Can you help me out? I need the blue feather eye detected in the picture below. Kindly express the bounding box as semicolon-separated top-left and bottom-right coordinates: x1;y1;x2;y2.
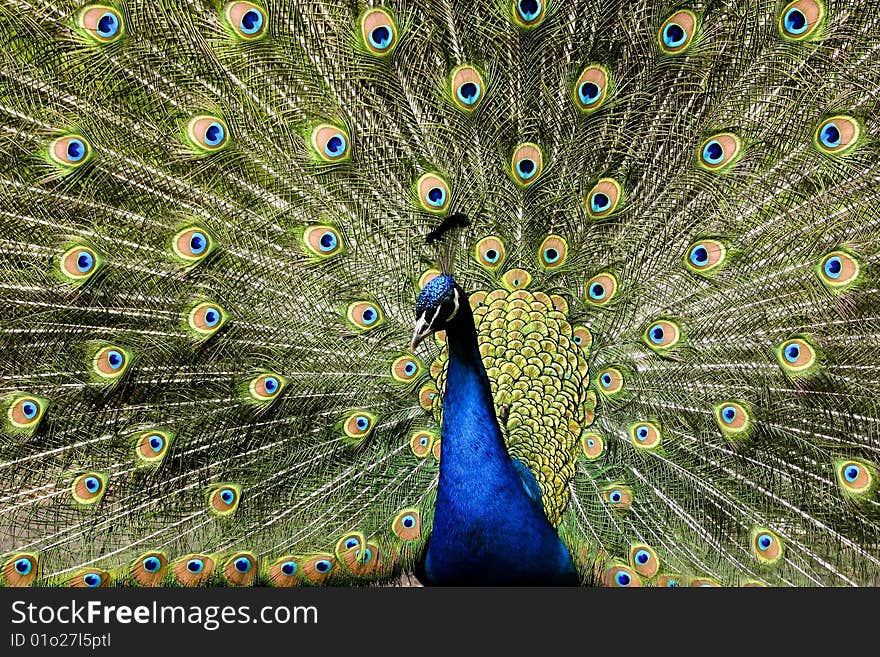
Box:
343;410;378;444
311;124;351;163
208;483;242;516
721;405;737;423
315;559;331;573
814;116;860;155
585;178;623;218
345;538;360;549
189;232;207;254
634;550;650;564
49;135;92;168
392;355;423;383
187;559;204;574
72;472;108;505
538;235;568;270
143;557;161;572
360;8;398;56
346;301;386;332
578;81;602;106
698;133;741;170
281;561;297;576
685;239;726;274
187;116;230;152
316;232;338;252
690;245;708;265
77;6;124;44
604;564;640;587
610;490;621;503
401;514;416;528
591;192;610;213
135;430;173;465
757;533;773;551
204;122;225;147
702;140;724;165
511;143;543;186
596;367;624;396
83;573;102;587
823;256;842;279
586;273;617;305
84;476;100;493
66;139;86;162
14;558;32;575
224;2;268;40
844;464;860;482
659;10;696;53
416;173;451;213
779;1;824;40
234;557;251;573
450;65;486;112
784;343;800;363
512;0;546;27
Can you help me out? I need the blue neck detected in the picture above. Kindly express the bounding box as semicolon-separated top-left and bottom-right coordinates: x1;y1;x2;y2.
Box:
424;299;577;585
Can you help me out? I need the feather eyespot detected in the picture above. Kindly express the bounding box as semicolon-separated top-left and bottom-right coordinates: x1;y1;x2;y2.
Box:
410;430;436;458
501;268;532;291
817;251;859;289
48;135;91;168
698;133;741;171
586;178;622;218
5;394;48;432
392;508;422;541
343;411;377;444
172;227;214;264
2;554;39;587
685;239;726;274
629;422;661;450
300;555;336;585
269;556;300;586
714;401;753;439
360;8;398;55
187;301;228;337
131;551;167;586
224;2;268;40
77;5;124;43
814;116;860;155
416;173;451;213
346;301;385;332
92;345;131;380
311;124;350;163
596;367;624;396
604;563;641;587
750;528;784;566
779;0;825;40
72;472;108;506
572;326;592;350
537;235;568;270
134;429;173;465
603;484;632;511
580;431;604;460
585;273;618;305
834;459;878;500
510;143;543;187
208;484;242;516
224;553;257;586
511;0;546;28
174;555;215;586
419;383;439;411
59;244;102;283
71;570;110;588
573;64;611;113
302;225;343;259
391;355;423;383
187;116;229;152
629;545;660;578
659;10;697;53
775;337;817;376
450;65;485;112
247;373;286;402
643;319;681;352
474;236;506;270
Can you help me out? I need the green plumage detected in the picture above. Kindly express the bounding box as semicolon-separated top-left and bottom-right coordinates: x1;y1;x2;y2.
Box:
1;0;879;587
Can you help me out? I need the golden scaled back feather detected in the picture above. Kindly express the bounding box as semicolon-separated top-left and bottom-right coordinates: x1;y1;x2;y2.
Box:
0;0;879;587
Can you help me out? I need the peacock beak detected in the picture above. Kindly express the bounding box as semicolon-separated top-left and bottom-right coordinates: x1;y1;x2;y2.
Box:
411;314;431;350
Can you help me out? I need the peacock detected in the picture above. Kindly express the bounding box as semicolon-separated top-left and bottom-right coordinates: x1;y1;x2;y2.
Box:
1;0;880;588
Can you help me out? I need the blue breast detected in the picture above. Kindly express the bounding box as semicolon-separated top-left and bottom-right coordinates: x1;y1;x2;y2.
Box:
424;328;578;585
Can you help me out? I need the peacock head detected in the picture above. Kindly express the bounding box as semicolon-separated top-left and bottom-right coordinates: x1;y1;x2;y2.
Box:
411;274;464;349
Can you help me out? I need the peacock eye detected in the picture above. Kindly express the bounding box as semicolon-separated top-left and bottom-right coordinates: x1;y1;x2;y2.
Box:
83;573;102;587
512;0;545;26
776;337;816;375
280;561;297;576
416;173;451;213
402;515;415;528
586;273;617;305
248;373;286;401
223;2;268;40
685;239;726;274
72;472;108;505
698;133;741;170
629;422;661;449
315;560;331;573
610;490;621;502
343;410;378;444
143;557;161;573
209;484;242;515
14;558;32;575
659;10;696;53
585;178;623;218
188;302;228;336
538;235;568;269
234;557;252;573
511;143;543;186
345;538;360;549
757;534;773;550
474;236;507;270
346;301;385;332
7;395;47;430
392;356;423;383
616;570;631;586
643;319;681;352
78;6;124;44
187;116;230;152
635;550;650;564
450;65;486;111
814;116;860;155
360;8;397;55
311;124;351;163
722;406;737;423
49;135;92;168
779;0;824;40
187;559;204;574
